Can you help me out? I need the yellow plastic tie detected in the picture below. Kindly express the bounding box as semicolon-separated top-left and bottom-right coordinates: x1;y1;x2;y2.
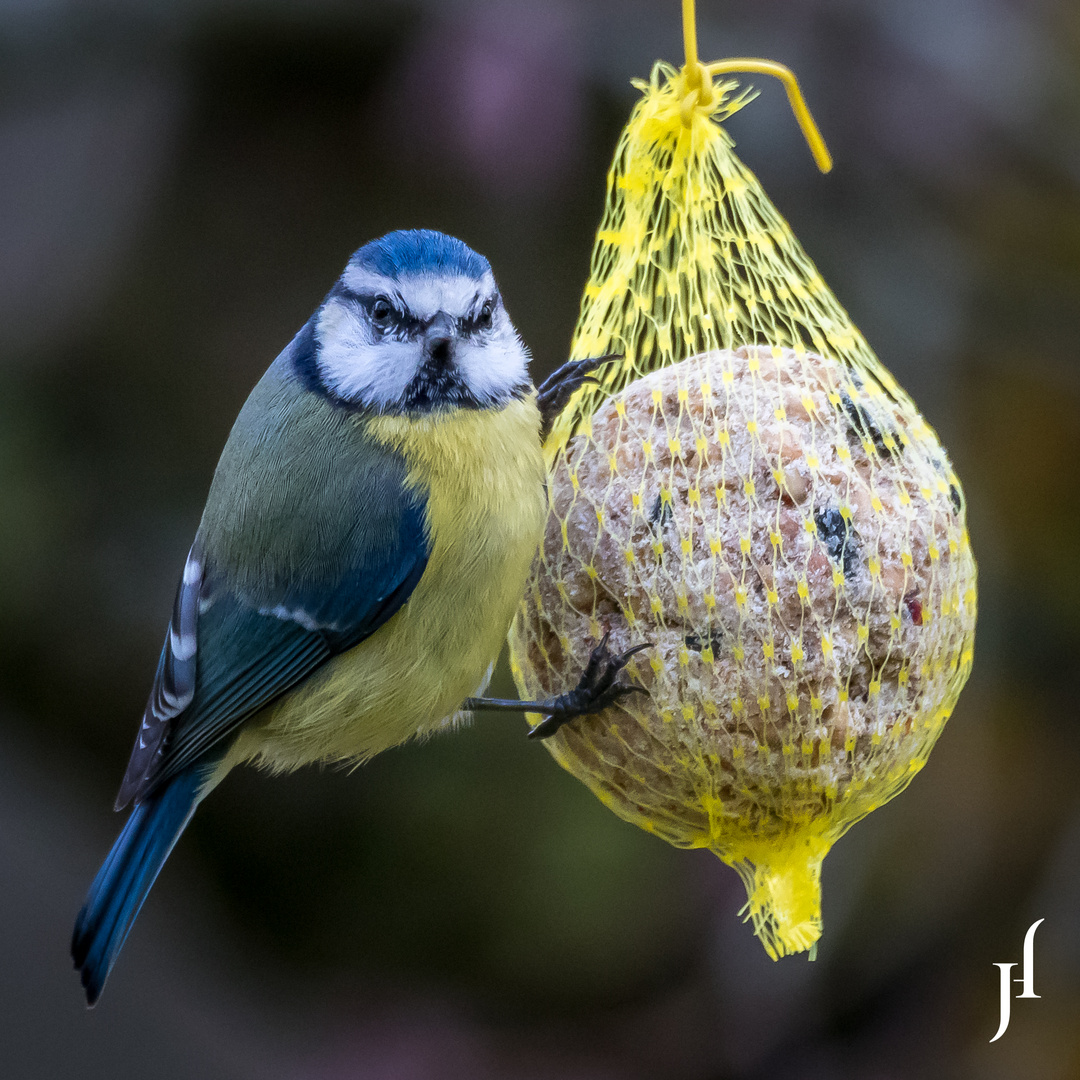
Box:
682;0;700;69
680;0;832;173
707;59;833;173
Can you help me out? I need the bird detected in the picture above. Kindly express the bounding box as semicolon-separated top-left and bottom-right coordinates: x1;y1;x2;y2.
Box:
71;228;644;1006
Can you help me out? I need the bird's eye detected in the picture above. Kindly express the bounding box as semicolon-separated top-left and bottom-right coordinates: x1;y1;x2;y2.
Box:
371;298;393;325
478;300;494;329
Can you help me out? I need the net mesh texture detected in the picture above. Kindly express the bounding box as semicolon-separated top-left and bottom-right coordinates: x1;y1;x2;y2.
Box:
507;62;977;960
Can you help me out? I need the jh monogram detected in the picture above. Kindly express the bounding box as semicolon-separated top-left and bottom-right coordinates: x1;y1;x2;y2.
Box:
990;918;1045;1043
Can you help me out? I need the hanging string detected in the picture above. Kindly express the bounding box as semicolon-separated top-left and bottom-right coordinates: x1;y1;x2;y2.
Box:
680;0;833;172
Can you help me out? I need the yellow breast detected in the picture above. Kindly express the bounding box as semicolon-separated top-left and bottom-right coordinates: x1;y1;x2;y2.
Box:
230;396;546;773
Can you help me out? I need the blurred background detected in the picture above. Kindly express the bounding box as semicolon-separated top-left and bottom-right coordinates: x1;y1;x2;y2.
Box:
2;0;1079;1077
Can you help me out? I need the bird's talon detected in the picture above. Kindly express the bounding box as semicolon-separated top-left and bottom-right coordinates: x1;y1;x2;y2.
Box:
525;636;650;739
537;354;623;441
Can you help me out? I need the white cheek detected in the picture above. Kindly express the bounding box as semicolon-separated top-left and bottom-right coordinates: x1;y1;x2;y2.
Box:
454;330;530;404
316;302;419;409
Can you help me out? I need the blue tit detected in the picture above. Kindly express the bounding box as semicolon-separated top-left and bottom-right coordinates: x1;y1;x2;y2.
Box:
71;229;639;1005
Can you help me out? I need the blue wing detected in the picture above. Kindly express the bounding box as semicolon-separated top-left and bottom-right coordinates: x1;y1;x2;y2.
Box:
115;364;431;809
117;502;428;808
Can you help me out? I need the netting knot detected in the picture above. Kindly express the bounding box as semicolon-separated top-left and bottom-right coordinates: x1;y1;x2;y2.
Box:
678;61;716;126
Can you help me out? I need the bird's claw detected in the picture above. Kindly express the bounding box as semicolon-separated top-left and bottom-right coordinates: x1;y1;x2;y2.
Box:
537;354;622;441
527;633;650;740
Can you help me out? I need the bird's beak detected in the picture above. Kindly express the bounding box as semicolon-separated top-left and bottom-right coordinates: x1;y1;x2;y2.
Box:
423;313;456;365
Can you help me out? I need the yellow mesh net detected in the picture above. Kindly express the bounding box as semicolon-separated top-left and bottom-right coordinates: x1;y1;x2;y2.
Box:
507;21;976;961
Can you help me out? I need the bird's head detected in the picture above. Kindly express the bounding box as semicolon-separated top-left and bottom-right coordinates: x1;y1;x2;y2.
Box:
308;230;531;414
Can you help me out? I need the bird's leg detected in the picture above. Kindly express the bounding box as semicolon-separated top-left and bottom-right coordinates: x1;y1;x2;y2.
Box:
464;634;650;740
536;354;621;442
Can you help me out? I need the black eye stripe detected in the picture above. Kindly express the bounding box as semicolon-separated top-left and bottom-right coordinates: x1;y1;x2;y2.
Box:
461;296;497;334
352;293;422;335
334;283;497;337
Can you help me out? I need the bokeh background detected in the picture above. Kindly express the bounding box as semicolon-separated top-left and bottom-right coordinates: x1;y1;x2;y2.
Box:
2;0;1079;1077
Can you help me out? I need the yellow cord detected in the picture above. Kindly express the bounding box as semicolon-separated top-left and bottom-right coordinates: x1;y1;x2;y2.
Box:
707;59;833;173
682;0;699;70
681;0;833;173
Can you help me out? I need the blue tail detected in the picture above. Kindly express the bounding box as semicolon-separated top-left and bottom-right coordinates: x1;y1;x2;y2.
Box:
72;767;205;1005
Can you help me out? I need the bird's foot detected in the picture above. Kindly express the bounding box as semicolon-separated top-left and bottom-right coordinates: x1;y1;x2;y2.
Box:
536;354;621;441
461;634;649;736
525;633;650;740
